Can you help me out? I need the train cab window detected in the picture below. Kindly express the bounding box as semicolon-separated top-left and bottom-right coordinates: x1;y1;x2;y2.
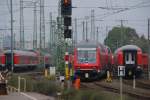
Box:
77;48;96;63
125;53;135;64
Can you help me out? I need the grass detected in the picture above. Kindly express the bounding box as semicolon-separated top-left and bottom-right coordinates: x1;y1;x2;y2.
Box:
7;74;60;96
8;74;137;100
59;88;137;100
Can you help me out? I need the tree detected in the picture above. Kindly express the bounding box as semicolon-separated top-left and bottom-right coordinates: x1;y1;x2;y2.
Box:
104;26;148;53
137;35;148;53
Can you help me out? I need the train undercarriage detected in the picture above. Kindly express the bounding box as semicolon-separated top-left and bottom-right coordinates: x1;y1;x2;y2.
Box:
75;69;107;81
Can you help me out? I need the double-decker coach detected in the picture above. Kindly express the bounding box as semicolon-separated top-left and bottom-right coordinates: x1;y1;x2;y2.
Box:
73;40;113;80
4;50;39;71
0;51;5;71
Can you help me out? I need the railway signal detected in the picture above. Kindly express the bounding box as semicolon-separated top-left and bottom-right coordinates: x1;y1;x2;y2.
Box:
61;0;72;16
61;0;72;38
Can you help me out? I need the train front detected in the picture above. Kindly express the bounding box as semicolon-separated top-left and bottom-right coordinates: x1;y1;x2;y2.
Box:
115;45;143;78
74;44;99;80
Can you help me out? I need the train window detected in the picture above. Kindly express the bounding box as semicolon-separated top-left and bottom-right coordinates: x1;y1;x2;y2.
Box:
77;48;96;63
125;53;129;61
125;53;135;64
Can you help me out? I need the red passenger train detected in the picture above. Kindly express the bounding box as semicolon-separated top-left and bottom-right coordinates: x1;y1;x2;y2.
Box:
4;50;39;71
0;50;6;71
114;45;148;78
73;40;113;80
0;50;52;72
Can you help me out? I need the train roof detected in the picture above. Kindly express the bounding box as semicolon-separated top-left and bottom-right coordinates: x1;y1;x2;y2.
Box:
4;50;37;56
76;40;101;48
115;45;142;53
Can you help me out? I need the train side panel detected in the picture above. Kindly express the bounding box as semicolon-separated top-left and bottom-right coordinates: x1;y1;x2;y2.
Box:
0;53;6;71
142;54;148;69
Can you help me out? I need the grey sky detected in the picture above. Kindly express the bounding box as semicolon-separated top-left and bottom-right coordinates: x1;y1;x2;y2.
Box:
0;0;150;44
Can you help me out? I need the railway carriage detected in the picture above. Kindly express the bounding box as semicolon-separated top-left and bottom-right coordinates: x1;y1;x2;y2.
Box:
114;45;145;78
44;53;52;68
73;40;113;80
142;53;148;69
4;50;39;71
0;51;5;71
0;49;52;72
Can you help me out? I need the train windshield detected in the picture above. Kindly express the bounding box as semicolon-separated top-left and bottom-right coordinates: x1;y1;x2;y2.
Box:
77;48;96;64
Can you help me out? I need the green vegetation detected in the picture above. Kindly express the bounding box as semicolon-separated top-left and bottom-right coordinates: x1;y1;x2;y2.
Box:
60;89;136;100
8;74;137;100
52;41;73;75
104;26;148;53
8;74;60;96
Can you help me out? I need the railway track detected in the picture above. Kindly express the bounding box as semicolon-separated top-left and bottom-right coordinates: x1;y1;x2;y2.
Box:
81;80;150;100
123;79;150;90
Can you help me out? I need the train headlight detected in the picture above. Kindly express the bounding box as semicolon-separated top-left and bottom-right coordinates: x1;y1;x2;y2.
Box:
137;66;141;69
128;70;132;76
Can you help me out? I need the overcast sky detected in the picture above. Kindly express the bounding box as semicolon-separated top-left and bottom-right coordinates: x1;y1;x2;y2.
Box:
0;0;150;44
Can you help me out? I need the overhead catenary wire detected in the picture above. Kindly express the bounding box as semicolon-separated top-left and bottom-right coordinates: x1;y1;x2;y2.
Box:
1;0;150;46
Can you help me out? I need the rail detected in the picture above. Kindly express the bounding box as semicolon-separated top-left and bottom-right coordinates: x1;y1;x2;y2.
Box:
81;80;150;100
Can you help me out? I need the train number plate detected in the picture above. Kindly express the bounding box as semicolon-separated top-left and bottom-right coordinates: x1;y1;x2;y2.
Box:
85;73;89;78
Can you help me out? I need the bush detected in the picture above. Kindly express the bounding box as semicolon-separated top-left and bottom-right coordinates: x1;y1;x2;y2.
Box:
8;74;60;96
33;79;58;96
64;89;136;100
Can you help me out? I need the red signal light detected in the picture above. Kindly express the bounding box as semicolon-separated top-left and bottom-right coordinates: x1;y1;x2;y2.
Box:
64;0;69;5
65;55;69;61
64;52;69;61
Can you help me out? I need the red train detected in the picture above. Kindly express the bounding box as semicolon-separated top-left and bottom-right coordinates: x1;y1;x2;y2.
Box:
0;50;51;72
73;40;113;80
142;53;148;69
0;51;6;71
44;53;52;68
4;50;39;71
114;45;148;78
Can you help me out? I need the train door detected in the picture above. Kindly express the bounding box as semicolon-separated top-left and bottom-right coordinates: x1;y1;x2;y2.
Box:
5;53;13;71
123;51;137;77
124;51;137;65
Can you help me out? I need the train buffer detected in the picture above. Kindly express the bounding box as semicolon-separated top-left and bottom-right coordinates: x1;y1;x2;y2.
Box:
105;71;112;83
